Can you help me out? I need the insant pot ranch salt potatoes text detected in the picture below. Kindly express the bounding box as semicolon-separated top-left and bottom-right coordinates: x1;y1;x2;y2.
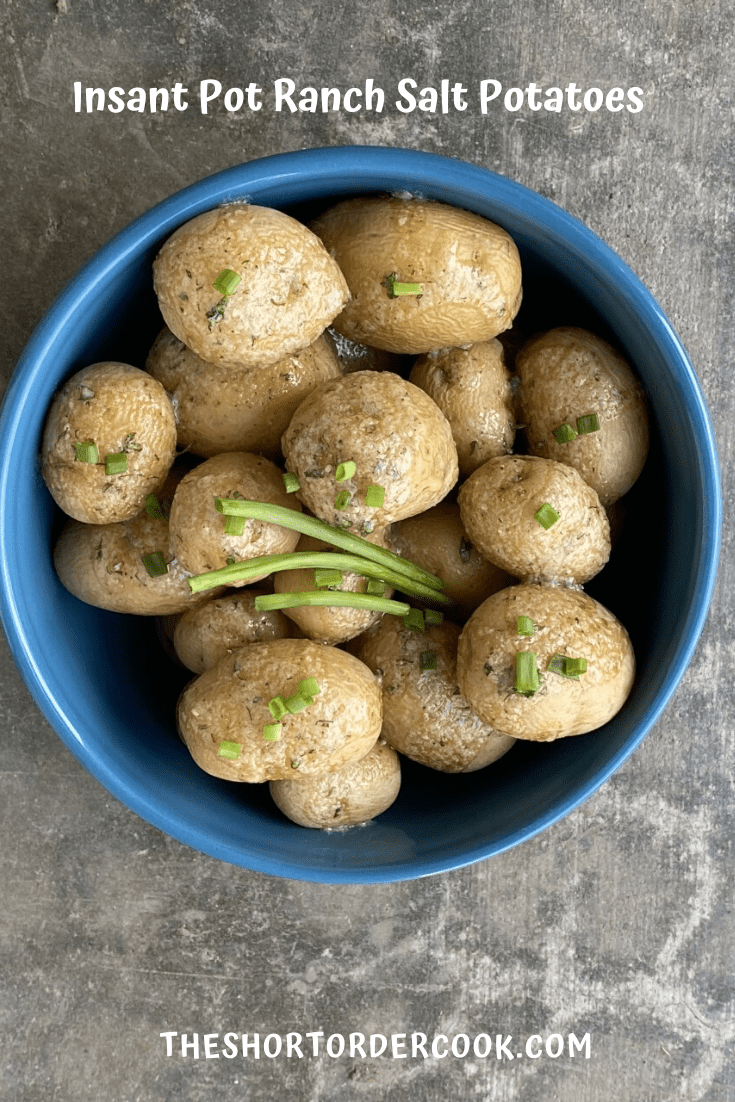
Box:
41;192;648;831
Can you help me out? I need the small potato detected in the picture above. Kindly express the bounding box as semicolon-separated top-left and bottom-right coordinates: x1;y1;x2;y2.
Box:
457;583;635;741
173;591;297;673
177;639;382;782
273;531;394;645
410;340;515;475
458;455;610;585
516;327;649;506
42;362;176;524
352;616;515;773
145;328;342;458
153;204;349;369
168;452;301;581
311;196;522;353
269;739;401;829
282;371;459;531
390;503;512;620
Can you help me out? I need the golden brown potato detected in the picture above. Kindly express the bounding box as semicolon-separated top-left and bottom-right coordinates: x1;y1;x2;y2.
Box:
168;452;301;582
457;583;635;741
269;739;401;829
153;204;349;369
409;339;515;476
458;455;610;585
516;327;649;506
352;615;515;773
310;196;522;354
173;590;297;673
177;639;382;781
273;531;393;645
42;362;176;525
390;503;512;620
281;371;459;531
145;328;342;458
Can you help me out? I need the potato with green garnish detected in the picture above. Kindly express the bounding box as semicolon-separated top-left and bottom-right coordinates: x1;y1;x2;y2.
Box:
310;196;522;353
153;204;349;370
516;327;649;506
457;583;635;741
42;361;177;525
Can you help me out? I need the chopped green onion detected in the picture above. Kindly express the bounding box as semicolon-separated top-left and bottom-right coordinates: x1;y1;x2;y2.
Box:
297;677;321;698
105;452;127;475
213;269;242;296
145;494;169;520
212;500;444;592
364;485;385;509
142;551;168;578
403;608;425;633
425;608;444;626
576;413;600;435
517;616;534;637
334;490;351;511
365;578;386;597
74;441;98;464
218;740;242;759
382;272;424;298
254;591;411;617
224;514;246;536
515;652;540;696
291;760;301;770
552;422;577;444
548;654;588;680
285;693;311;714
420;650;436;671
534;502;559;529
335;460;356;482
268;695;288;721
262;724;281;742
282;472;300;493
314;568;343;588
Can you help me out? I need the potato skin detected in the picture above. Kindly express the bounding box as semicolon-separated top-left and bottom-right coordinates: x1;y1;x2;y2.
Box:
353;616;515;773
177;639;382;781
146;327;342;459
390;503;512;620
457;584;635;741
516;327;649;506
269;739;401;829
311;197;522;353
282;370;459;530
458;455;611;585
409;339;515;476
42;362;177;524
153;204;349;369
168;452;301;580
173;591;297;673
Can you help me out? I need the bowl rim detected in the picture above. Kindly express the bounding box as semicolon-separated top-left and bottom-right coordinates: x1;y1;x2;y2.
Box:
0;145;723;882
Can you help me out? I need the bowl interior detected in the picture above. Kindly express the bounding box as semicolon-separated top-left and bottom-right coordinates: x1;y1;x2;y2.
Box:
0;148;720;882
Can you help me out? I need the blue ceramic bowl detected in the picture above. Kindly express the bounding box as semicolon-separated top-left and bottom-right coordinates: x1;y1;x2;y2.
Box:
0;147;721;882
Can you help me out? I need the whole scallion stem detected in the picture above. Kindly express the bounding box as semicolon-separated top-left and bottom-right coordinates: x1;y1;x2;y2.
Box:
188;549;451;603
213;499;444;592
254;591;411;616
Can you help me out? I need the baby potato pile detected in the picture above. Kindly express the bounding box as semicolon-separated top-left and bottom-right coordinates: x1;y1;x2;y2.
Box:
42;194;649;832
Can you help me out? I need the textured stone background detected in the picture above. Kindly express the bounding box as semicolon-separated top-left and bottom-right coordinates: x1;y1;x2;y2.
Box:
0;1;732;1099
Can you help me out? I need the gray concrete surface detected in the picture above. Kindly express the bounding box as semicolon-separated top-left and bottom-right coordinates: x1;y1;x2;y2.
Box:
1;1;733;1099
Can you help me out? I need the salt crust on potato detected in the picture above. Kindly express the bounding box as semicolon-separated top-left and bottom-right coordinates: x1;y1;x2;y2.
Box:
310;196;522;353
145;327;342;458
177;639;382;782
173;591;297;674
516;327;649;506
457;583;635;741
153;204;349;369
269;739;401;829
42;361;176;525
458;455;611;585
352;616;516;773
281;370;459;531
